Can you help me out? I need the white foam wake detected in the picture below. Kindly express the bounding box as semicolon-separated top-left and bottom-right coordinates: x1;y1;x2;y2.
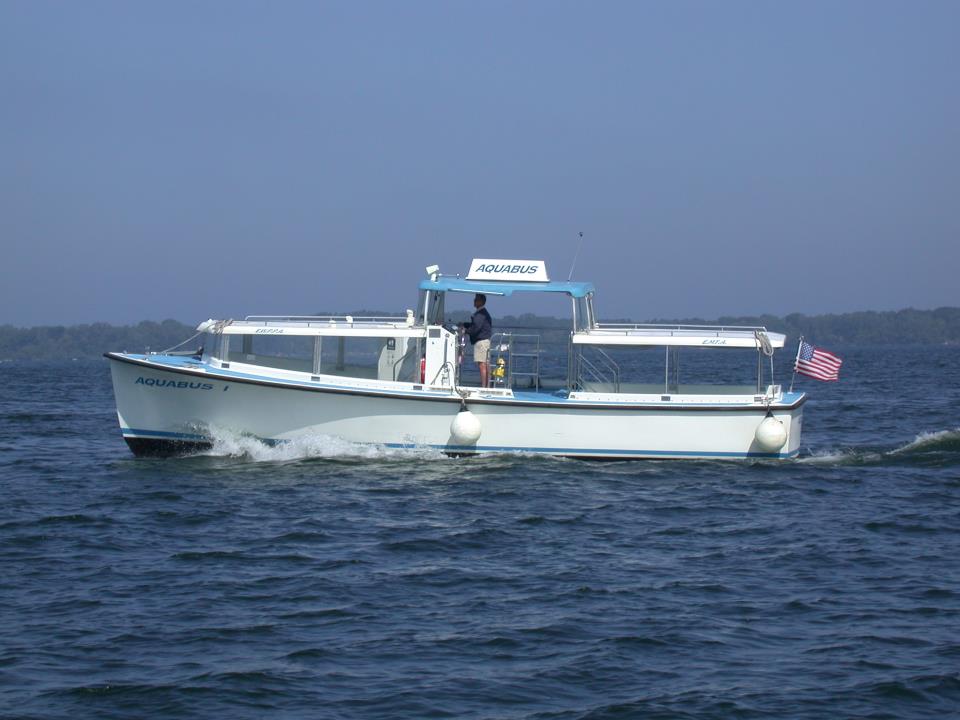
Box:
797;427;960;465
888;427;960;455
796;449;868;465
200;425;448;462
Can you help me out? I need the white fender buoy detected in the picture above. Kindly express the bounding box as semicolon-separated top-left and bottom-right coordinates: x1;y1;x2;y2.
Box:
755;413;787;452
450;408;482;445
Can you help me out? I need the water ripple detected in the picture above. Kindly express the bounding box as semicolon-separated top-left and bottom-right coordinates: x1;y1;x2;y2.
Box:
2;354;960;719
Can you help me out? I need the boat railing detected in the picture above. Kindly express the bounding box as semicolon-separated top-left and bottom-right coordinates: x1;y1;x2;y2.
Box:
490;332;541;391
239;314;412;328
577;345;620;393
593;322;771;335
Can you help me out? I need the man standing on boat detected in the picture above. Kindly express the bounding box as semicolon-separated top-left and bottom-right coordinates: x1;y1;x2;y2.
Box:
460;293;493;387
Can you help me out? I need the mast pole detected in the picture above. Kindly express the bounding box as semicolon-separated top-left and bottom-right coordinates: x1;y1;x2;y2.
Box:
567;231;584;281
789;336;803;393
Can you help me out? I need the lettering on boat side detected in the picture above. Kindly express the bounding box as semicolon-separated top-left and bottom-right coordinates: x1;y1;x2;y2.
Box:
255;328;284;334
136;377;214;390
702;339;727;345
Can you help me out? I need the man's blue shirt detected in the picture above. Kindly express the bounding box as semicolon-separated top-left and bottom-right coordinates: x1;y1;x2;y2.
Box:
464;307;492;344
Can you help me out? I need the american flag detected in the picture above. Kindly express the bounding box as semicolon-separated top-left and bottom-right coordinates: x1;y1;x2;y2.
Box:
795;340;842;382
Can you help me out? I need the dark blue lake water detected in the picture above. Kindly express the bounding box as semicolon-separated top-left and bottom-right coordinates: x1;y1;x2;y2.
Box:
2;347;959;719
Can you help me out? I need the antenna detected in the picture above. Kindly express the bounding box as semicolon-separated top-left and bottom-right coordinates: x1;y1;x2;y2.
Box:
567;231;584;281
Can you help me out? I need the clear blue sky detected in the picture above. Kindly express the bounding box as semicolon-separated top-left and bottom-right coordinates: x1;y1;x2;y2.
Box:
2;1;957;326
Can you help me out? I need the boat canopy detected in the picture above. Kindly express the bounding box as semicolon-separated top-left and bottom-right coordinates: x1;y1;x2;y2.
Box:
418;276;595;298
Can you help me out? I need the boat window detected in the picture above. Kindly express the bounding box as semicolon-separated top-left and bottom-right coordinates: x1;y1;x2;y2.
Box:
318;336;421;382
201;332;219;362
418;290;445;326
574;297;592;332
665;347;764;390
228;334;314;373
575;345;767;395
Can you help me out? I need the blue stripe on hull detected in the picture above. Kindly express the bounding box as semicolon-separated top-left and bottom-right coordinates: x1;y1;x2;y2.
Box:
393;444;799;459
121;427;208;441
120;427;798;459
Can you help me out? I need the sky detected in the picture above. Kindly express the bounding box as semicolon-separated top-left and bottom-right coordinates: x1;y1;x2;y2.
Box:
1;0;958;326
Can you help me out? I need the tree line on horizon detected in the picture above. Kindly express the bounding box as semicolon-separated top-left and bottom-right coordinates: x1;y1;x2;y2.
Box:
0;307;958;360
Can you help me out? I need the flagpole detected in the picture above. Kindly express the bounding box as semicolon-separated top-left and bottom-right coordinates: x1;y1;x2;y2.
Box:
789;336;803;393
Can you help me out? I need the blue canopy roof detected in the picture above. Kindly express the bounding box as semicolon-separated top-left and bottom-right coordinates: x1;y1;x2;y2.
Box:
419;276;595;298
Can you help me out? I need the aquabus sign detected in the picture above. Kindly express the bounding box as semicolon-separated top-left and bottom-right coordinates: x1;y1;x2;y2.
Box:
466;259;550;283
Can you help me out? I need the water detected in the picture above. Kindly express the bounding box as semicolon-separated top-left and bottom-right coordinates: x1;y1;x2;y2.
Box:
1;347;959;719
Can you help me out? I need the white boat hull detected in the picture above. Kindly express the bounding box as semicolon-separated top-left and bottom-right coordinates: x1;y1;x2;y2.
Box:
107;354;804;460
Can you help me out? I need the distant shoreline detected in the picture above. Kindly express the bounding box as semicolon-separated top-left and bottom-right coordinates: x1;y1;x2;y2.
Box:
1;307;958;359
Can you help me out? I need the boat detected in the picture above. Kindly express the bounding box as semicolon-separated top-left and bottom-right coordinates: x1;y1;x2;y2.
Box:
105;259;805;459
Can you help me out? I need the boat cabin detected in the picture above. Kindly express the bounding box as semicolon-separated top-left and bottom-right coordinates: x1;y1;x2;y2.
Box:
197;259;787;405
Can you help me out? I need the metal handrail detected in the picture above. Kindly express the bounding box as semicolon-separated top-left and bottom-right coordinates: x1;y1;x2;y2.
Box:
243;314;408;323
593;322;771;334
594;346;620;389
577;346;620;392
490;332;541;390
391;344;419;382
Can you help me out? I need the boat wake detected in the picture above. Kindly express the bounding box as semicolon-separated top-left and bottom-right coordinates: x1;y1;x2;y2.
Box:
799;427;960;467
889;427;960;455
199;426;449;463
